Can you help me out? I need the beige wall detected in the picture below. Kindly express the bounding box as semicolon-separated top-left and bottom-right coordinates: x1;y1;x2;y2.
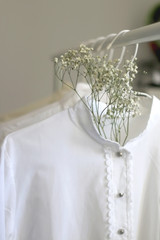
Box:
0;0;159;115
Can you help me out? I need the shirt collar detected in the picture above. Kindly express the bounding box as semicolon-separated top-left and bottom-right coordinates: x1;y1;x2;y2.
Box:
69;95;160;150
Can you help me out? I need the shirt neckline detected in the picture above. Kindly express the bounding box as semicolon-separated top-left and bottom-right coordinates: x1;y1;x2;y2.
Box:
69;95;160;150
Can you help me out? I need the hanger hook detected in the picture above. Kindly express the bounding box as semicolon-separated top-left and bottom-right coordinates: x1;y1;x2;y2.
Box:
107;30;130;50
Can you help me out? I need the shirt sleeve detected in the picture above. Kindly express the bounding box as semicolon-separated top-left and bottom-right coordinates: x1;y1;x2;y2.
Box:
0;139;16;240
0;144;5;240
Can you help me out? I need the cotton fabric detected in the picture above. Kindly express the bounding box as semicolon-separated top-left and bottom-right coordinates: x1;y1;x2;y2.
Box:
0;96;160;240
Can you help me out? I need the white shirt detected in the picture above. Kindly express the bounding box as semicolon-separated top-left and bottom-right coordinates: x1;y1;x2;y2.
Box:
0;83;90;144
1;96;160;240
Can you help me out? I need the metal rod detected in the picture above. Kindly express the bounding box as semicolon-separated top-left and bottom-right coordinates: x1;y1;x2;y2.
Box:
53;22;160;59
87;22;160;49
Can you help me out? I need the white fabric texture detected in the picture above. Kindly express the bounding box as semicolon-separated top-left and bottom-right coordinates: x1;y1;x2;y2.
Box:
0;83;90;144
1;96;160;240
0;83;90;240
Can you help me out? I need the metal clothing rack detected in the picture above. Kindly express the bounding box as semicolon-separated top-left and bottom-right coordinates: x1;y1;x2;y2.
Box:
84;22;160;49
53;22;160;60
54;22;160;93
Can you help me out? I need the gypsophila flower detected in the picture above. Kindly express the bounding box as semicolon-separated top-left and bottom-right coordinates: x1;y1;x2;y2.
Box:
54;44;140;145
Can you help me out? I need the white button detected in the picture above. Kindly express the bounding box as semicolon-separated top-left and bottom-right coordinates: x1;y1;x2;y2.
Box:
118;229;125;235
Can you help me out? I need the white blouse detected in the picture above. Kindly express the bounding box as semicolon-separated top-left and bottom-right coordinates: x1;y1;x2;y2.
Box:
0;83;90;144
0;96;160;240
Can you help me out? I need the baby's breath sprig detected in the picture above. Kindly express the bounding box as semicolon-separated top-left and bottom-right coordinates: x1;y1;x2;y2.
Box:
54;44;140;145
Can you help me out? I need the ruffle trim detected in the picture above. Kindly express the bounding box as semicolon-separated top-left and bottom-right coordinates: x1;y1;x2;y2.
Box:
103;148;114;239
103;148;134;240
125;152;134;240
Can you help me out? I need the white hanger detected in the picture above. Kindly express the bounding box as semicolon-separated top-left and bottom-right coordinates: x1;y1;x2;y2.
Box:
106;30;152;99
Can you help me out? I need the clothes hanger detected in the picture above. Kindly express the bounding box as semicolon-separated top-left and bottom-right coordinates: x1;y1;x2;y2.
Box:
54;30;153;145
54;29;153;104
86;29;152;100
105;30;152;99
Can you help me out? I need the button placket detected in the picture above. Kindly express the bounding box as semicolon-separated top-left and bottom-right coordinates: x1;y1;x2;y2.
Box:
117;150;126;200
114;148;128;239
117;150;134;240
103;147;133;240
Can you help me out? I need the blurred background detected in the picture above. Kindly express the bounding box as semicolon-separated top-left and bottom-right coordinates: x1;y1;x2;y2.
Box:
0;0;160;117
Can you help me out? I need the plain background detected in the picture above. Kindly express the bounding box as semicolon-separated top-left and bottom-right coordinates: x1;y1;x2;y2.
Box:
0;0;159;116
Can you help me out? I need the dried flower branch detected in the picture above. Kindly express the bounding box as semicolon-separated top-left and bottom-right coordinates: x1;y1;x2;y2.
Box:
54;44;140;145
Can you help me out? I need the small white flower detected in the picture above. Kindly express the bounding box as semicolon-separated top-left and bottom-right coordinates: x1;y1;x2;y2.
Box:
54;57;58;63
55;44;140;145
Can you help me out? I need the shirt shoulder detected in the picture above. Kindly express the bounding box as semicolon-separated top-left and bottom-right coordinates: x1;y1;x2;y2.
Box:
4;108;72;145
